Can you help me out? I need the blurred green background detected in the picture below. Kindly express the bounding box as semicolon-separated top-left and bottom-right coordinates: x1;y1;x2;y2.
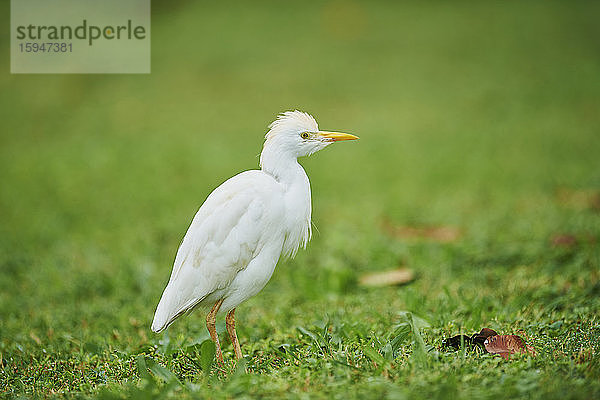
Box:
1;1;599;398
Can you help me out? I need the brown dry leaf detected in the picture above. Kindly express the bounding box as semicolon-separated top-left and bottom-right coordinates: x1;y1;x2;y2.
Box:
382;220;461;243
551;234;578;249
555;188;600;211
358;268;415;287
484;335;536;360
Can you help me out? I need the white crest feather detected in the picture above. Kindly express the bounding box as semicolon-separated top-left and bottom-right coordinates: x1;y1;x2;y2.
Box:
265;110;319;142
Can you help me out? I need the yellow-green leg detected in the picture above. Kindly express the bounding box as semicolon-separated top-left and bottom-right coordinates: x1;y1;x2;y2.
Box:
206;299;224;363
226;308;243;359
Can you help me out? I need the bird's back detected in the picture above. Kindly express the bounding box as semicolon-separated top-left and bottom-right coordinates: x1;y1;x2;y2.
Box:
151;170;286;332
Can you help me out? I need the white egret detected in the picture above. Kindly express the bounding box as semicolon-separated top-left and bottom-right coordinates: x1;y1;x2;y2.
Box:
151;110;358;362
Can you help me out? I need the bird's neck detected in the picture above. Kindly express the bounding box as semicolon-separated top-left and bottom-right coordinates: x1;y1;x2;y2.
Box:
260;142;312;258
260;144;305;186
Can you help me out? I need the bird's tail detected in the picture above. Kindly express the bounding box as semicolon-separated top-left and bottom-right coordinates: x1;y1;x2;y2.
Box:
151;288;177;333
151;303;169;333
151;286;204;333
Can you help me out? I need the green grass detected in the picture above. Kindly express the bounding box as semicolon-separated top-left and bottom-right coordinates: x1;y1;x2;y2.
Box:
1;0;599;398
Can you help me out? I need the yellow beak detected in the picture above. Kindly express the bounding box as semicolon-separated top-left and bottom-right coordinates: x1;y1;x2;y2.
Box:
317;131;359;141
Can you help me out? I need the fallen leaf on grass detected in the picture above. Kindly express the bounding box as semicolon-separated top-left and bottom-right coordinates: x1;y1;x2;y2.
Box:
443;328;536;360
484;335;537;360
555;188;600;211
358;268;415;287
550;234;578;249
382;220;461;243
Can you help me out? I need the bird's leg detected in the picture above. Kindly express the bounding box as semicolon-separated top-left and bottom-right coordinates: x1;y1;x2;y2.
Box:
226;308;243;360
206;299;224;363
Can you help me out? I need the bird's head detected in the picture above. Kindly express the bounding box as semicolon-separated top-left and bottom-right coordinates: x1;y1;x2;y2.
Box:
262;110;358;159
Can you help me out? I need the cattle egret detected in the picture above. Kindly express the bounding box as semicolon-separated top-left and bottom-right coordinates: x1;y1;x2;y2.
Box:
151;110;358;362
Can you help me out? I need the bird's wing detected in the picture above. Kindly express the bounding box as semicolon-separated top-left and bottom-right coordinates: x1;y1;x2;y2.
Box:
151;170;284;332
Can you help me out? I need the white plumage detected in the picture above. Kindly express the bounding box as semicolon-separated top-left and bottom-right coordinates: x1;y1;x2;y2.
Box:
151;110;357;361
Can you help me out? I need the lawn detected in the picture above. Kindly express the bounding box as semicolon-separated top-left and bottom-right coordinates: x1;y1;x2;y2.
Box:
1;1;599;398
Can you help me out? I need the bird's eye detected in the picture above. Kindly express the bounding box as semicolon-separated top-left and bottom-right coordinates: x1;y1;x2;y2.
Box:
301;132;309;139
